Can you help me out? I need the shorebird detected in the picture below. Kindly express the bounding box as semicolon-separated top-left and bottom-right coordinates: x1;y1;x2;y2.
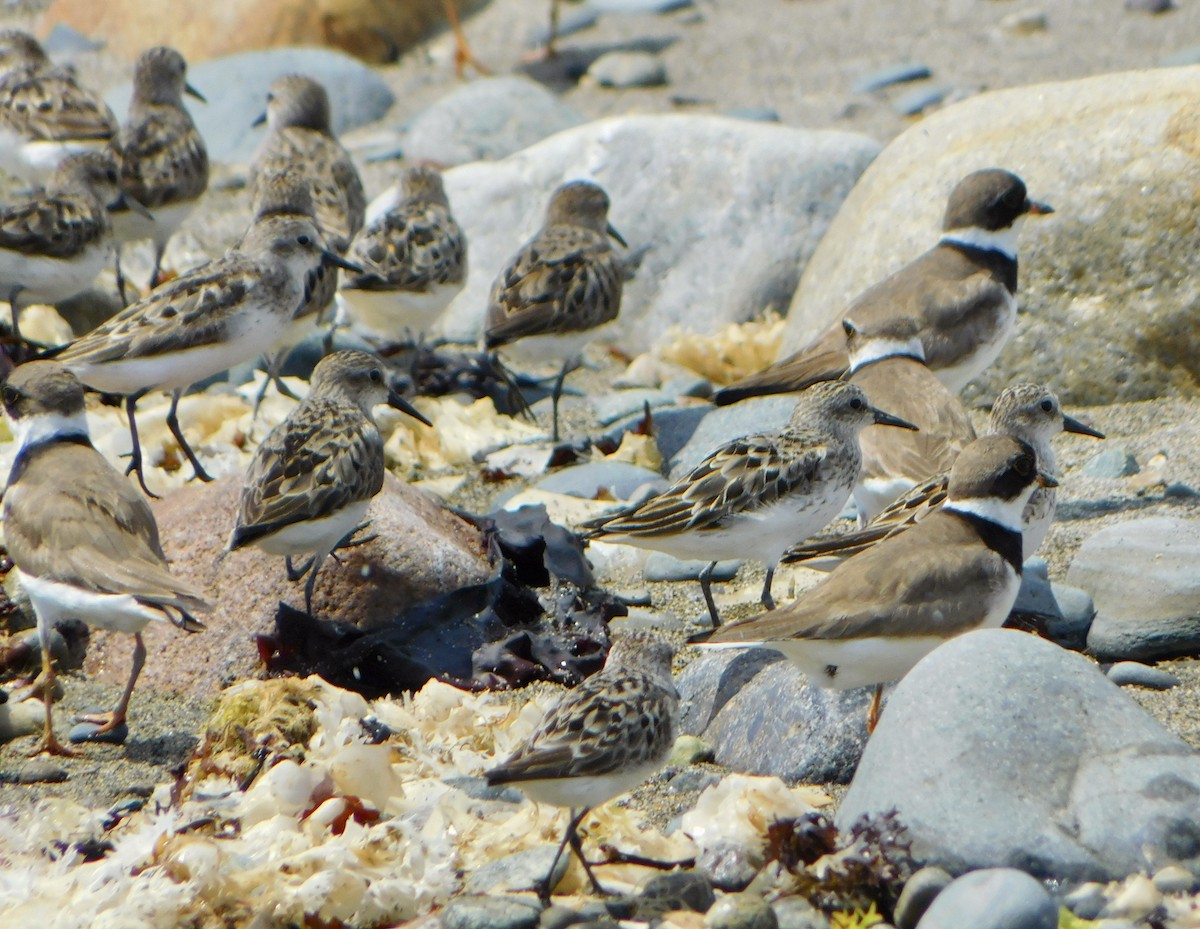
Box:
582;381;917;626
228;350;430;614
485;631;678;902
484;179;626;441
783;383;1104;568
1;361;209;755
0;29;117;183
714;169;1053;405
54;211;359;495
337;165;467;344
695;434;1055;731
111;45;209;301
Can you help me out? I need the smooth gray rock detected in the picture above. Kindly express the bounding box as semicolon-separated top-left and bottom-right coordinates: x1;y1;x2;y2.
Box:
915;868;1056;929
463;845;568;894
771;897;830;929
107;48;394;164
1161;45;1200;66
725;107;782;123
892;84;952;116
1107;661;1181;690
894;867;953;929
779;67;1200;405
400;77;584;167
1063;882;1108;919
534;461;669;500
838;628;1200;881
1080;447;1140;478
440;895;542;929
1012;563;1095;649
670;395;797;477
644;554;743;583
587;51;668;88
1068;517;1200;661
678;650;871;784
438;115;879;350
603;405;711;470
853;63;933;93
638;871;715;912
592;389;676;425
705;894;778;929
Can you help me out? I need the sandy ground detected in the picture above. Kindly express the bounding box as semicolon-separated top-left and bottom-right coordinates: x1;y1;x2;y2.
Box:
3;0;1200;826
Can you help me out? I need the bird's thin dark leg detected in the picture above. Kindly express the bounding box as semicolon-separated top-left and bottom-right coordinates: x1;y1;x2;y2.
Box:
285;554;316;583
123;392;159;499
327;523;377;565
149;241;167;290
550;355;580;443
303;554;328;616
698;560;721;627
538;806;585;903
566;808;609;897
166;388;214;483
6;285;25;361
115;246;130;306
866;684;884;734
761;564;777;610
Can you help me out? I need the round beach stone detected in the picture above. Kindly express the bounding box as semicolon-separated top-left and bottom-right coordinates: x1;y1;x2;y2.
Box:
1106;662;1181;690
894;866;953;929
440;894;542;929
914;868;1056;929
705;893;778;929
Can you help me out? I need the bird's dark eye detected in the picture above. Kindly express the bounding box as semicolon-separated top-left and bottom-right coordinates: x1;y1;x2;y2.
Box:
368;369;383;383
2;385;20;407
849;396;864;410
297;234;312;246
1014;454;1034;476
1040;398;1053;412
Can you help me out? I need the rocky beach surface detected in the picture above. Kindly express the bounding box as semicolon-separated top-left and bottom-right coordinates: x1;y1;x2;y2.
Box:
3;0;1200;927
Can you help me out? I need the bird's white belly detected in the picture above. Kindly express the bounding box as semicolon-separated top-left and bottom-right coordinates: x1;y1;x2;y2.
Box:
23;573;162;635
248;499;370;558
0;135;108;181
509;758;666;810
854;476;919;526
0;242;111;305
338;282;461;339
113;199;198;246
495;323;617;366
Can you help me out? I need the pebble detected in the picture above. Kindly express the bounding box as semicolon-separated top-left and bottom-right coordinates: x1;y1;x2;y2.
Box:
1151;864;1195;894
894;867;953;929
534;461;669;500
705;894;778;929
443;775;525;804
69;719;129;745
1106;661;1181;690
587;51;669;88
464;846;569;895
0;698;43;743
644;554;743;583
1068;517;1200;661
770;897;830;929
591;389;676;426
609;608;693;635
1000;9;1049;34
639;872;716;914
441;895;542;929
724;107;782;123
663;767;721;795
1064;882;1108;920
1080;447;1140;478
695;842;757;892
669;734;715;766
1011;563;1095;649
663;376;714;399
852;62;933;93
914;868;1056;929
892;84;952;116
7;759;69;784
1126;0;1172;12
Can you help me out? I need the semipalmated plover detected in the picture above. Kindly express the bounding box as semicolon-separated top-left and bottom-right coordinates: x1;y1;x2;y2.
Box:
249;74;365;256
337;165;467;342
55;211;357;494
1;361;209;755
784;383;1104;568
485;631;678;902
696;434;1054;730
844;315;976;523
485;179;626;441
714;169;1053;405
582;381;917;626
229;350;429;614
0;29;117;183
112;46;209;299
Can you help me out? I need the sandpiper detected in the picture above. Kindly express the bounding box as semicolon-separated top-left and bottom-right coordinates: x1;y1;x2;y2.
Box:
1;360;209;755
582;381;917;626
485;631;678;902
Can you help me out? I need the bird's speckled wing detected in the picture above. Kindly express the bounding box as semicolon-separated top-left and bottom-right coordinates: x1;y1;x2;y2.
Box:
484;225;622;347
487;671;677;782
0;64;117;141
0;191;108;258
584;434;830;538
344;201;466;293
231;397;384;546
117;105;208;208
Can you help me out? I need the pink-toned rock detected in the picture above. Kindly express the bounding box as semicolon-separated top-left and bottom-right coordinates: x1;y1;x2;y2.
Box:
83;473;492;698
39;0;488;65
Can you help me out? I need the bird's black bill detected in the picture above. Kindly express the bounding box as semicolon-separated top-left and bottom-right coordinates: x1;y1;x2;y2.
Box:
872;407;920;431
387;386;432;427
1036;470;1059;489
112;192;155;220
606;221;628;248
251;111;267;128
1062;414;1104;439
1026;199;1054;216
185;82;207;103
323;250;365;274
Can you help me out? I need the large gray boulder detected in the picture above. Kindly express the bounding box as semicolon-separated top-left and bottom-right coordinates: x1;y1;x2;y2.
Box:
1067;517;1200;661
837;628;1200;881
778;67;1200;404
437;115;880;350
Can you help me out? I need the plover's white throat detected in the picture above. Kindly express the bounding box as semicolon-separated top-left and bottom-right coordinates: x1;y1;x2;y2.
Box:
228;350;430;615
582;380;917;627
485;631;678;902
249;74;365;257
783;383;1104;568
0;29;117;184
54;211;359;495
337;164;467;342
697;433;1054;731
844;315;976;524
484;179;627;441
1;361;210;756
714;168;1053;405
112;45;209;299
